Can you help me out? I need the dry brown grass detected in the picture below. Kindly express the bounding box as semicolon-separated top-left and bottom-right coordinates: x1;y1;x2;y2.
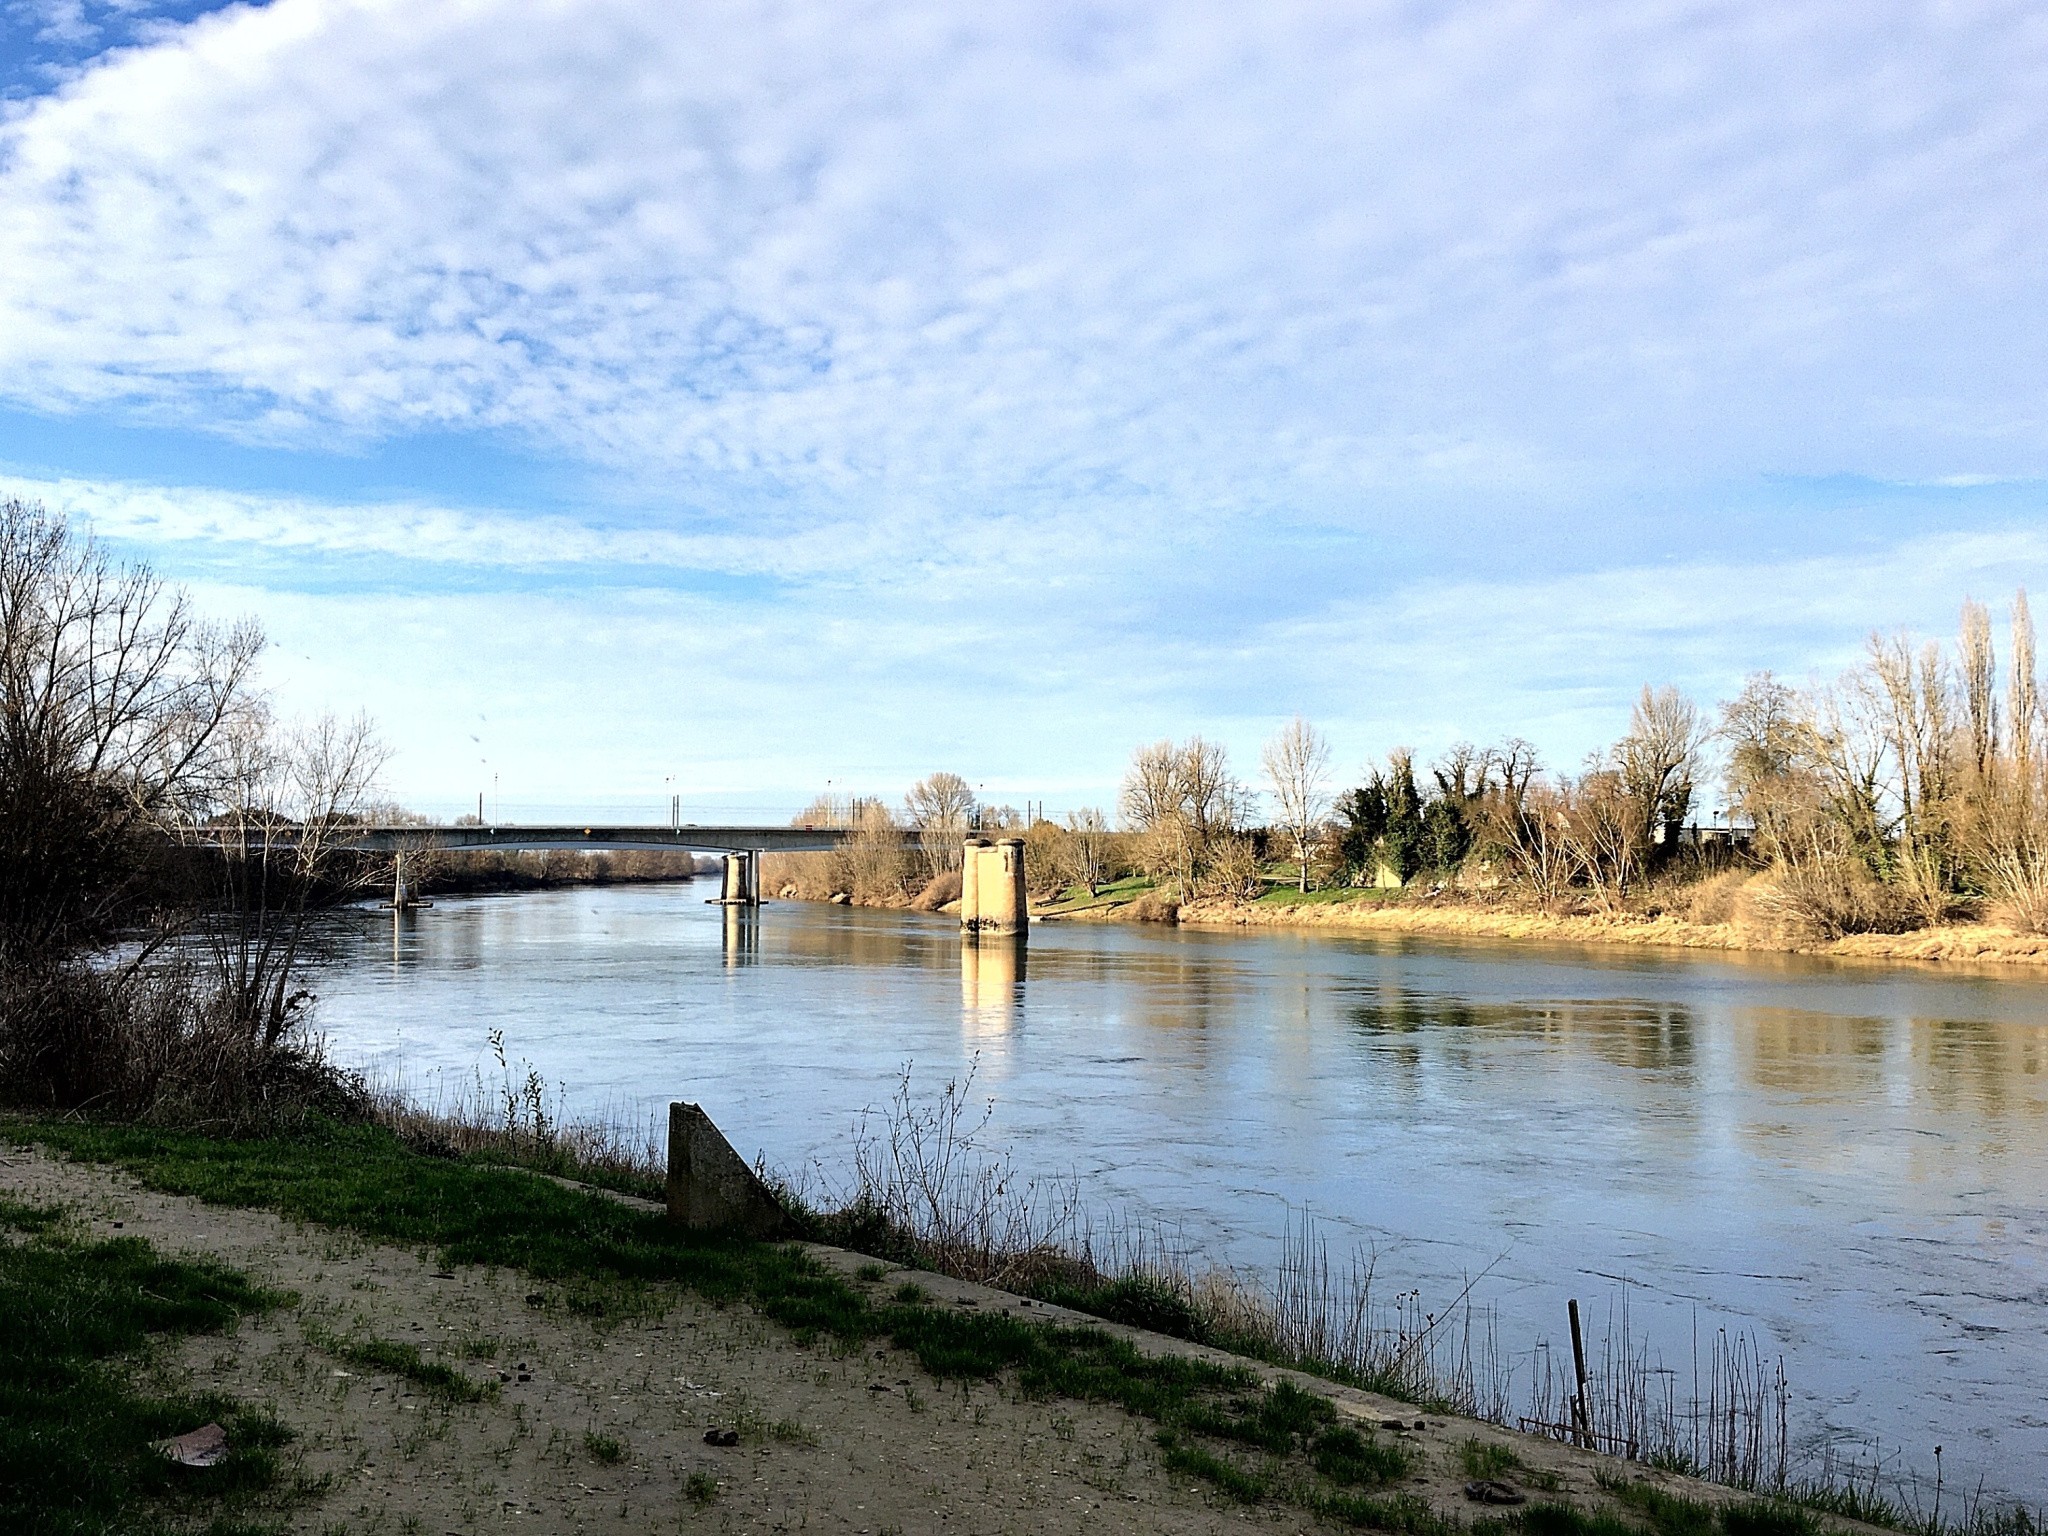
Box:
1680;869;1754;927
1125;889;1180;923
908;868;961;911
1745;856;1921;941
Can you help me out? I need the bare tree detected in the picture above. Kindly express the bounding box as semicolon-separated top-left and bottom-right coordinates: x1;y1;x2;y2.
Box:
1486;779;1575;909
1261;715;1332;891
1863;631;1958;916
904;771;977;876
825;797;908;903
1960;599;1998;779
199;710;387;1046
1616;685;1705;849
1561;768;1648;912
2011;590;2037;767
1060;807;1111;897
1484;738;1540;819
1718;672;1803;852
1119;737;1245;896
0;499;261;970
1431;741;1487;801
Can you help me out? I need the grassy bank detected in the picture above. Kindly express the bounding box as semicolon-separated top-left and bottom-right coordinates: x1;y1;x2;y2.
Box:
6;1114;1954;1536
1033;877;2048;967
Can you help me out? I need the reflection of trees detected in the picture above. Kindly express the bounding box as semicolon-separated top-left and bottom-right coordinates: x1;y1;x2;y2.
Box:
1738;1008;1888;1094
1915;1018;2048;1121
1346;994;1698;1075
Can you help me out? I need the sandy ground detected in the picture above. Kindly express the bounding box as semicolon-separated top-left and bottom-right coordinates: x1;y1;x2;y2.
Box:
1;1146;1854;1536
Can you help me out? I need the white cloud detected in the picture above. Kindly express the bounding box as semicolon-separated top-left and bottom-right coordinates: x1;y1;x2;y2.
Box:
3;0;2047;523
3;2;2046;800
26;472;2036;811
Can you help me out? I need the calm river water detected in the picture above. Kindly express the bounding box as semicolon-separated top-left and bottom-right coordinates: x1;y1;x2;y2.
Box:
308;887;2048;1503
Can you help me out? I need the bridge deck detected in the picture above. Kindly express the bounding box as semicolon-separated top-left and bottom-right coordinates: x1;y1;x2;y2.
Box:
334;824;886;853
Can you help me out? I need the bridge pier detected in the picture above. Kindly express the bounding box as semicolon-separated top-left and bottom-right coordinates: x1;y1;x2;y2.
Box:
715;850;760;907
959;837;1027;938
388;851;426;912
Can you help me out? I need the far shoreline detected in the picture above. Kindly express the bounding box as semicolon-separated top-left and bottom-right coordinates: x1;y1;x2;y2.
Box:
1053;889;2048;971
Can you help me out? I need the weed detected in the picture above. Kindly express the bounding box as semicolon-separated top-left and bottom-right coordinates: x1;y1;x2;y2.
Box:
304;1327;495;1405
684;1470;718;1504
1516;1501;1643;1536
1309;1487;1463;1535
893;1281;929;1304
583;1431;624;1464
1312;1425;1415;1487
1156;1430;1271;1504
856;1262;887;1282
1463;1438;1528;1479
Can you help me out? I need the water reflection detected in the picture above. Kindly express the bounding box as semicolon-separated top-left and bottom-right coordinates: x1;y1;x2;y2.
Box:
305;890;2048;1503
960;937;1024;1040
721;906;758;967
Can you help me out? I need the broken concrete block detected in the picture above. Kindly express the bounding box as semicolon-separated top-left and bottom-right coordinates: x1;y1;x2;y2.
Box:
666;1102;793;1239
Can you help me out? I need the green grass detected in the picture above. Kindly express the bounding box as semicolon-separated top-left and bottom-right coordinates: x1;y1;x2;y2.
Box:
1313;1425;1418;1487
304;1328;495;1404
8;1116;1438;1524
0;1196;302;1536
1040;875;1155;912
1462;1439;1528;1480
582;1431;623;1464
1595;1475;1822;1536
1035;1272;1210;1341
1254;884;1405;907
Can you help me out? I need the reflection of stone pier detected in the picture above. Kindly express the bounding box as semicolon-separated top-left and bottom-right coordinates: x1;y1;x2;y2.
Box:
721;904;758;967
959;837;1026;937
960;932;1025;1036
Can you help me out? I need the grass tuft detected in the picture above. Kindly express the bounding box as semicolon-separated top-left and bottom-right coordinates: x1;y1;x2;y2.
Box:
304;1328;495;1405
1312;1424;1416;1487
1462;1438;1526;1480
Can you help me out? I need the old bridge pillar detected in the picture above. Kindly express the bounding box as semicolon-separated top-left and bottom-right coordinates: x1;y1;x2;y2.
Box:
717;850;760;906
389;851;419;912
959;836;1027;938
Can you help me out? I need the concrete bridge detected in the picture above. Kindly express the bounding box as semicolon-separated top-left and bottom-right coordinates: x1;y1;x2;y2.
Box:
202;821;1029;936
328;824;873;855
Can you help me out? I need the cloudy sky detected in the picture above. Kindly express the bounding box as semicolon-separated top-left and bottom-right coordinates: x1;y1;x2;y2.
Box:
2;0;2045;818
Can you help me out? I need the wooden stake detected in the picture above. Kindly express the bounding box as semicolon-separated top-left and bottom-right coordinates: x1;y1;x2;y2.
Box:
1569;1298;1592;1448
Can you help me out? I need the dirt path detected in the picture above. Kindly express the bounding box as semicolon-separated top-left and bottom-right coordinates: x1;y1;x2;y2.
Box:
3;1146;1331;1534
3;1147;1850;1536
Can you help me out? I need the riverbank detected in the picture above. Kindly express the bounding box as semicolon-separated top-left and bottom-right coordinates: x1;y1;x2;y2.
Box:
1;1121;1904;1536
1030;884;2048;968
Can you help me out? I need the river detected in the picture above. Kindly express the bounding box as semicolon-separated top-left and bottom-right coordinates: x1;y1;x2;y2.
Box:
307;886;2048;1505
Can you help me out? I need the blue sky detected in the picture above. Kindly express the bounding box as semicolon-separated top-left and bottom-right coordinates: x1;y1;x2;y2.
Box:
2;0;2046;819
